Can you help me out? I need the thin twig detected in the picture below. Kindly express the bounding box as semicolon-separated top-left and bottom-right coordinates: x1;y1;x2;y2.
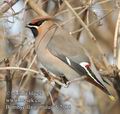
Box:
0;66;39;74
48;90;55;106
69;9;113;35
18;54;37;88
0;0;19;14
64;0;96;40
60;5;89;26
95;0;112;5
66;76;87;85
114;10;120;59
64;0;109;68
4;59;12;114
27;0;48;16
55;6;85;17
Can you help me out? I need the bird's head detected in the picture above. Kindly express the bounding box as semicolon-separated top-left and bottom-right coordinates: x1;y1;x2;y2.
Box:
26;16;53;38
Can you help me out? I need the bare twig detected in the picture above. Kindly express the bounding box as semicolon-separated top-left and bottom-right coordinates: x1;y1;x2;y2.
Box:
44;84;61;108
0;0;19;14
69;9;113;35
60;5;89;26
64;0;109;68
18;53;37;89
27;0;48;16
95;0;112;5
4;59;12;114
112;66;120;100
55;6;85;17
113;10;120;59
0;66;39;74
64;0;96;40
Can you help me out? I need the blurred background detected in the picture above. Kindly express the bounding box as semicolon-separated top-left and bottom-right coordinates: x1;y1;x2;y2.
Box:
0;0;120;114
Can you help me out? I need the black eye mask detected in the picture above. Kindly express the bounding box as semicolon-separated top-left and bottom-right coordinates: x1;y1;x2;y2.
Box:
27;18;52;38
29;20;45;26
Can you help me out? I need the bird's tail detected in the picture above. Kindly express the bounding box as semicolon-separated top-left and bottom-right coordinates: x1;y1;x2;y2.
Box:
85;76;115;101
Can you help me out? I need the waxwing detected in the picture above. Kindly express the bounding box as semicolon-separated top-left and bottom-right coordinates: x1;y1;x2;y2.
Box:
26;16;115;100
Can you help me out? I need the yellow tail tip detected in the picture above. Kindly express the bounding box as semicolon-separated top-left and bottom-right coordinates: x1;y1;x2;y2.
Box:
109;95;116;101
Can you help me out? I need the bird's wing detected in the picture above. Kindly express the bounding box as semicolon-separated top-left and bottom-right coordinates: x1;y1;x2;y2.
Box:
47;26;90;64
48;49;88;76
47;25;110;85
47;25;91;76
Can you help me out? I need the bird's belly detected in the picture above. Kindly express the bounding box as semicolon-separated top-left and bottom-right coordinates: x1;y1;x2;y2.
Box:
37;50;80;80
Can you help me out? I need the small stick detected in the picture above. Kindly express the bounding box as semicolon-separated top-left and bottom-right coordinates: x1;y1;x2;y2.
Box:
114;10;120;60
0;66;39;74
4;59;12;114
64;0;109;69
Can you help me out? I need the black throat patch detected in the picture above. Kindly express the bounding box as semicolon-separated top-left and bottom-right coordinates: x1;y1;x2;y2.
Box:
30;27;38;38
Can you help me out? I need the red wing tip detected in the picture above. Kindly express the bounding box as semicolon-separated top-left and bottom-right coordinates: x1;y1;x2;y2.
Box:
85;63;91;68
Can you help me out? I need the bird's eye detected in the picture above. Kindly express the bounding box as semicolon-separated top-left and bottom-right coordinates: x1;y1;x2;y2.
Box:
29;19;45;26
33;20;45;26
29;20;44;26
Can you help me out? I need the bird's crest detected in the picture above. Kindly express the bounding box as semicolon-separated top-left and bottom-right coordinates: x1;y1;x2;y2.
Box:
31;16;52;25
30;16;61;26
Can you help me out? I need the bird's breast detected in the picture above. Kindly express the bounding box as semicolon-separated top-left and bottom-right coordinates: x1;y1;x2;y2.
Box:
36;49;80;80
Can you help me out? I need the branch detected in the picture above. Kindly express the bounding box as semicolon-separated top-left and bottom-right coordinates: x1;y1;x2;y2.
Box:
4;59;12;114
27;0;48;16
0;0;19;14
113;10;120;59
39;84;61;114
69;9;113;35
116;10;120;69
112;66;120;100
64;0;110;69
0;66;39;74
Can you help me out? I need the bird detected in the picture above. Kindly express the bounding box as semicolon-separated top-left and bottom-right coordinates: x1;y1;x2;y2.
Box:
26;16;115;101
